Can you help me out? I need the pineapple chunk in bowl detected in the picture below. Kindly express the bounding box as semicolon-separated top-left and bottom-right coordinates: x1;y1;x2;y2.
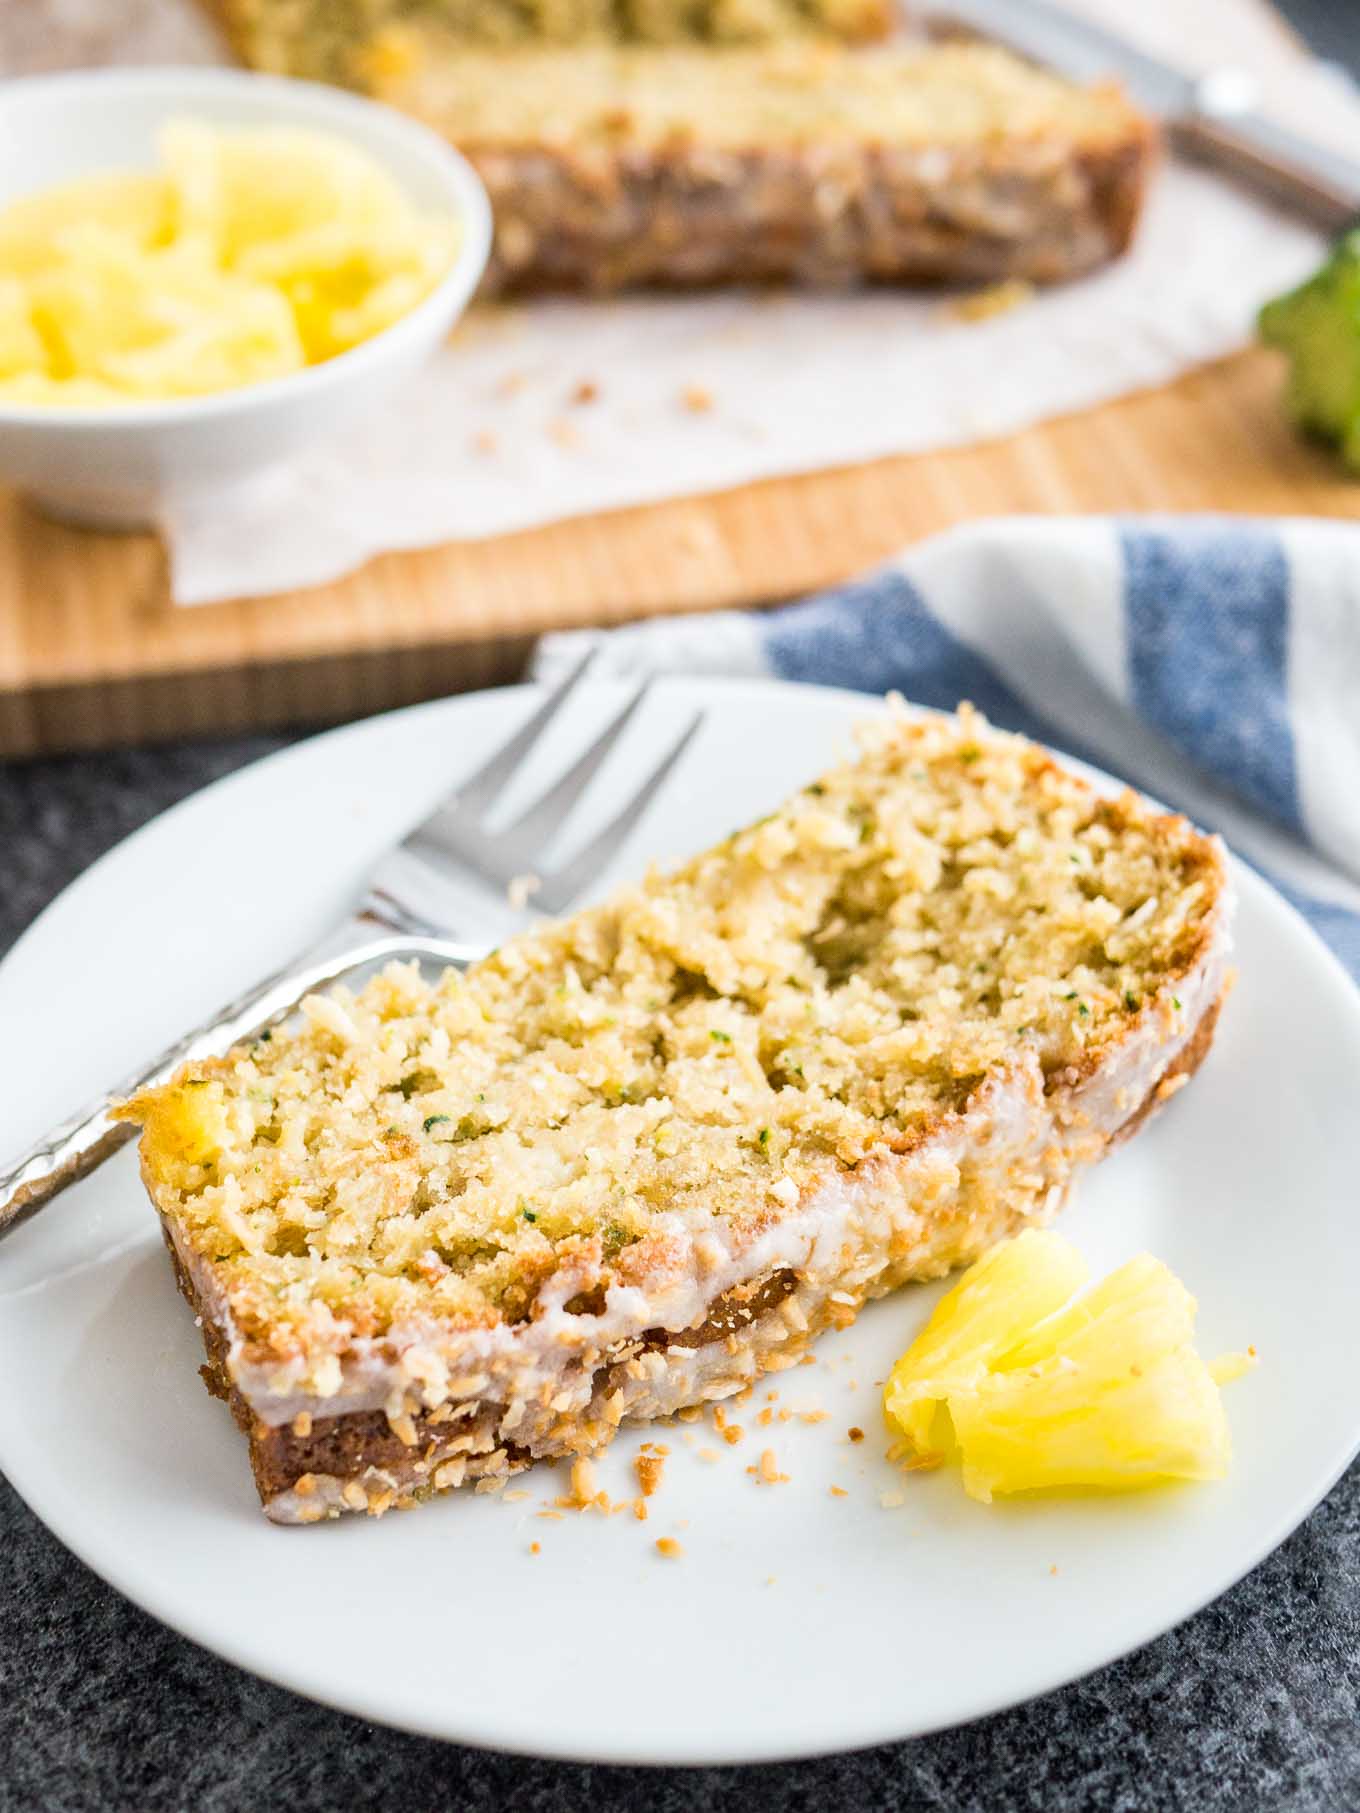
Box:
884;1230;1254;1503
0;68;491;527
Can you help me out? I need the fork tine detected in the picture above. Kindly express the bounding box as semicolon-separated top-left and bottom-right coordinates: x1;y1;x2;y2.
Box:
450;648;598;821
535;710;706;914
494;680;653;864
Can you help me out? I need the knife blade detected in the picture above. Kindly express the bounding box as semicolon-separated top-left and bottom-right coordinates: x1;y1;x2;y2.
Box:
924;0;1360;232
927;0;1192;113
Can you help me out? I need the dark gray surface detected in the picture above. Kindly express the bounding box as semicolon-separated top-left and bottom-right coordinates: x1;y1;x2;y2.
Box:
1276;0;1360;70
3;741;1360;1813
4;7;1360;1805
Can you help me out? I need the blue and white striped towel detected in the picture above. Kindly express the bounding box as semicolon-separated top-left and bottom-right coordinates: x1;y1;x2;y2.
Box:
534;516;1360;981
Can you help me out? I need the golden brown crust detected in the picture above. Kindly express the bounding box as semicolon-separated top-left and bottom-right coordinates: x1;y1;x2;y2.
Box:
468;131;1158;295
1078;124;1159;260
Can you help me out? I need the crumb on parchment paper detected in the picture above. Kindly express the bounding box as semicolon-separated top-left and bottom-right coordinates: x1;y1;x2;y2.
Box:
947;278;1035;323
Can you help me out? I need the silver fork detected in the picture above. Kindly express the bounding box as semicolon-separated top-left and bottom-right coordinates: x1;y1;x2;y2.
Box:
0;659;703;1240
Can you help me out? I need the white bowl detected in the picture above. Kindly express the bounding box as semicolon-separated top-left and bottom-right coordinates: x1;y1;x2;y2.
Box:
0;67;493;529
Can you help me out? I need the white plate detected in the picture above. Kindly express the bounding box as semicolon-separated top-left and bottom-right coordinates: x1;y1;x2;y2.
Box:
3;679;1359;1766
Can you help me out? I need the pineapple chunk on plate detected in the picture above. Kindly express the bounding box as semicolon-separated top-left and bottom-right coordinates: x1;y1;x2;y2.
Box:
884;1230;1255;1502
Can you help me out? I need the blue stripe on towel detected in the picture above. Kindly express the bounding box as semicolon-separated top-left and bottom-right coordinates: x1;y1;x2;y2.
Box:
1121;522;1303;836
762;569;1059;746
1300;899;1360;981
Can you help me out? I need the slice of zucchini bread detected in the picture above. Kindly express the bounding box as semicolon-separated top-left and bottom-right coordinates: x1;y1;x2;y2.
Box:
205;0;892;82
119;706;1232;1523
369;43;1156;293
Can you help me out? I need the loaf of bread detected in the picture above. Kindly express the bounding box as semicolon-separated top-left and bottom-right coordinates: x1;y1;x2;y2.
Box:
376;42;1157;293
120;706;1230;1522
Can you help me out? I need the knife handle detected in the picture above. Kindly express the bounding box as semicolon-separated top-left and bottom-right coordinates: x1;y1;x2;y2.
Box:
1176;76;1360;236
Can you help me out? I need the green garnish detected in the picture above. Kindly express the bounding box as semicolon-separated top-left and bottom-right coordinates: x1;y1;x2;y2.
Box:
709;1029;732;1043
758;1127;770;1147
1124;991;1139;1012
1077;1002;1089;1018
423;1114;451;1133
1260;232;1360;471
1173;996;1183;1011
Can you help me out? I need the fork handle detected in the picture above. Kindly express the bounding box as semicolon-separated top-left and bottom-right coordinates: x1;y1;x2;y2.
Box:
0;925;484;1241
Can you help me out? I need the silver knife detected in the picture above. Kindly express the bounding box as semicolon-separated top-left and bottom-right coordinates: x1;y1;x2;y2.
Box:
928;0;1360;234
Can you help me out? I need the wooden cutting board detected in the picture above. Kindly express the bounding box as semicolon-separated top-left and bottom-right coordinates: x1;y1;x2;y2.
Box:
2;3;1358;758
